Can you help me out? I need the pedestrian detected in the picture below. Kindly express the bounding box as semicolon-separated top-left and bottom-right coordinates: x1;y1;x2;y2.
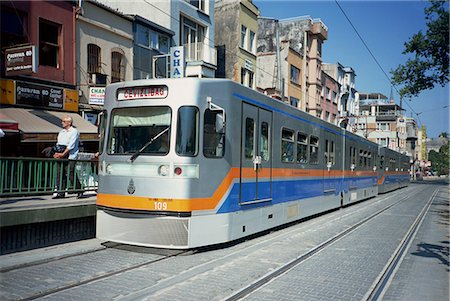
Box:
53;116;83;198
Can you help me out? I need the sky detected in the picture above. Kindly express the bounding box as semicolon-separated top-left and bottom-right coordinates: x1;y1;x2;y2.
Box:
253;0;449;138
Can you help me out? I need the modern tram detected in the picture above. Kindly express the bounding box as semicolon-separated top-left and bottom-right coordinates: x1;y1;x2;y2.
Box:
96;78;410;249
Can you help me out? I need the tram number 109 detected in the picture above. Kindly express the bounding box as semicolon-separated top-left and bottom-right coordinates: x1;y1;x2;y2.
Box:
154;202;168;211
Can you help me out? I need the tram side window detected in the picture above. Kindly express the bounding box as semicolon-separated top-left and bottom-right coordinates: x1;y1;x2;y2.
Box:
359;150;364;167
98;110;107;155
203;109;225;158
368;152;372;168
297;132;308;164
330;141;335;165
380;155;384;170
309;136;319;164
281;128;295;163
260;122;269;161
244;118;255;159
176;106;199;156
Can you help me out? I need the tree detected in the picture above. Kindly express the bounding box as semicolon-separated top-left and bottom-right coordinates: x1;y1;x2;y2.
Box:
391;1;449;98
428;141;449;175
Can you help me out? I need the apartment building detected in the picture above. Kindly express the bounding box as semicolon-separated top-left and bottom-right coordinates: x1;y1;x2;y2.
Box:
102;0;216;78
256;16;327;115
322;63;357;129
256;40;303;107
215;0;259;88
355;93;405;152
76;0;134;122
320;70;339;125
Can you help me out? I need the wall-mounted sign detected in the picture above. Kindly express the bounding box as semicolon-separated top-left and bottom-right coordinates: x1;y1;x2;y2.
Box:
117;85;168;100
5;45;37;76
16;81;63;109
170;46;184;78
89;87;105;105
244;59;254;72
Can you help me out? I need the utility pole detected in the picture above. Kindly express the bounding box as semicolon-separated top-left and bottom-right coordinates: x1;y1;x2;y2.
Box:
274;19;281;98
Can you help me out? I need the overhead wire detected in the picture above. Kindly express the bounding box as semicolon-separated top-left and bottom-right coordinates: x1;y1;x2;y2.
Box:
334;0;420;117
142;0;326;109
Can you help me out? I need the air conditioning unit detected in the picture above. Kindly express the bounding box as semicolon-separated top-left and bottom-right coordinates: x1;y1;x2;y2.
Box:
89;73;107;85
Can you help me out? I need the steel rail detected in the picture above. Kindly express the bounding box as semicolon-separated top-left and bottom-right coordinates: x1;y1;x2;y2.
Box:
224;190;417;301
364;187;439;301
19;249;189;301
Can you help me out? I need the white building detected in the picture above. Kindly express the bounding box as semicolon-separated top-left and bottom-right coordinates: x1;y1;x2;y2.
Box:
101;0;217;78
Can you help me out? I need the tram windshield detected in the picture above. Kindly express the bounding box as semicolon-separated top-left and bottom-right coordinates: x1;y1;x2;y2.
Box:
108;106;172;156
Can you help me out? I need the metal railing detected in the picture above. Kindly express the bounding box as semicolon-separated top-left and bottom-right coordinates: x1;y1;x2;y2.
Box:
0;156;98;197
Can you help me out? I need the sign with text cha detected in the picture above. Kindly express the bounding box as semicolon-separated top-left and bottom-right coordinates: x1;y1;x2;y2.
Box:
170;46;184;78
89;87;105;105
5;45;38;76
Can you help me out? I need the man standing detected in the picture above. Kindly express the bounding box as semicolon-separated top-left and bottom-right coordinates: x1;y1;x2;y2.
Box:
53;116;82;198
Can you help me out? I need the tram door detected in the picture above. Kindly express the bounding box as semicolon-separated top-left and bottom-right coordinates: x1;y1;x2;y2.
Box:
323;134;337;193
240;103;272;204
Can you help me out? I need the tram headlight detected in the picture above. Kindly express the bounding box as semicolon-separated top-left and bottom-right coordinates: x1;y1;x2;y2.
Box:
158;164;170;176
106;163;113;174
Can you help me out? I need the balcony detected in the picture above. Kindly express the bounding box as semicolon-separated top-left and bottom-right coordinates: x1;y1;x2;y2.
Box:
375;112;400;121
184;42;217;66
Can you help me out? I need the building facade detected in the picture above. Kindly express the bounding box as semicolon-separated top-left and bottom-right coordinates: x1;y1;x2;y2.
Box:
102;0;217;78
355;93;406;152
256;16;327;115
215;0;259;88
76;0;134;122
320;70;339;125
322;63;357;129
1;1;97;157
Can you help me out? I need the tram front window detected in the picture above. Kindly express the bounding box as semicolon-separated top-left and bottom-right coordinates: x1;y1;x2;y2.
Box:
108;106;172;155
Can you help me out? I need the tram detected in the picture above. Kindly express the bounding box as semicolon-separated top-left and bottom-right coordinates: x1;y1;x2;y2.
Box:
96;78;410;249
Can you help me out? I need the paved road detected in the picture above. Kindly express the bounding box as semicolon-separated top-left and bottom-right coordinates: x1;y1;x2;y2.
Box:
0;182;448;301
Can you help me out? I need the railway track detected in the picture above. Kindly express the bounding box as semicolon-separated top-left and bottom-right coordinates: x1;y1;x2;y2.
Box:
224;187;429;301
2;184;435;301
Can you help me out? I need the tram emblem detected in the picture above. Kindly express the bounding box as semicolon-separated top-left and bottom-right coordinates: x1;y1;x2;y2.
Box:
127;179;136;194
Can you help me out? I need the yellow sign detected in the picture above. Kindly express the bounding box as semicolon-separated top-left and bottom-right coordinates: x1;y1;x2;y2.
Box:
0;79;15;105
64;89;79;112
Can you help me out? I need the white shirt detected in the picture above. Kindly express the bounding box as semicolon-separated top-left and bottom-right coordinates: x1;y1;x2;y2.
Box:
57;126;80;159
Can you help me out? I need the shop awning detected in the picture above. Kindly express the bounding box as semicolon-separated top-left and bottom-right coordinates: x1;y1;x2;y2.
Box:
0;108;98;142
0;112;19;133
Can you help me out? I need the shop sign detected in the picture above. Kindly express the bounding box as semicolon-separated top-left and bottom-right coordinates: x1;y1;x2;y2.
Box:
5;45;37;76
170;46;184;78
16;81;63;109
89;87;105;105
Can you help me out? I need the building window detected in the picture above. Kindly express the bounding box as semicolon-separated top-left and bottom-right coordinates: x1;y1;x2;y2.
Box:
39;18;60;67
290;97;299;107
290;65;300;85
111;50;125;83
249;30;256;53
1;7;28;47
182;16;205;61
87;44;101;74
241;68;254;88
240;25;247;49
185;0;206;13
136;24;170;54
377;122;389;131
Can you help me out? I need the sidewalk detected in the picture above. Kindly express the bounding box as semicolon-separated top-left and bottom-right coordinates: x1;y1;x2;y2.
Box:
0;192;97;227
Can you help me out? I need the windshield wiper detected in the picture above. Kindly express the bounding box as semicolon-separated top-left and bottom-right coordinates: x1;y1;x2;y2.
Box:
129;127;169;163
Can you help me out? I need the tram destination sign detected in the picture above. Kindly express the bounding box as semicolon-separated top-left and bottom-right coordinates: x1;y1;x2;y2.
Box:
117;85;168;100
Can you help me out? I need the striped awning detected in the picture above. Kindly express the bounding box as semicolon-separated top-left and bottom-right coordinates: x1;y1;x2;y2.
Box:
0;107;98;142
